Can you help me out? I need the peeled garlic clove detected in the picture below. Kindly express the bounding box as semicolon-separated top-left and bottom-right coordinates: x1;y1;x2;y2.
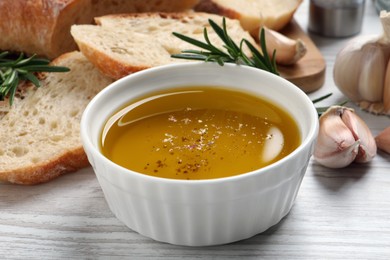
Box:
375;126;390;154
341;109;377;163
313;106;360;168
262;27;307;65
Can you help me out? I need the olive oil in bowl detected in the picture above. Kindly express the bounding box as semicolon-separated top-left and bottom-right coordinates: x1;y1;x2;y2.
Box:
100;86;300;180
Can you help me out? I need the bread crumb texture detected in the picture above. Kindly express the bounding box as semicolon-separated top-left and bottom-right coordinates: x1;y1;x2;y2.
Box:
71;12;257;79
0;51;113;184
0;0;199;58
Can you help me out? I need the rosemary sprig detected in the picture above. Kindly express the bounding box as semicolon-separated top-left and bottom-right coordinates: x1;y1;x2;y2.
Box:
312;93;348;116
0;51;70;105
312;93;333;116
171;18;279;75
171;18;339;114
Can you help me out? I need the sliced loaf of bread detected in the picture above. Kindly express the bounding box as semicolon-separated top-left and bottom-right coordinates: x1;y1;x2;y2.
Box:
0;51;113;185
70;12;258;80
0;0;199;59
194;0;302;36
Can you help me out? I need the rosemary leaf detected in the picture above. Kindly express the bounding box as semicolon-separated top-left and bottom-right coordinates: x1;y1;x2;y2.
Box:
209;18;240;54
316;106;329;116
312;93;348;117
259;28;273;71
21;73;41;88
171;17;279;75
4;69;17;86
8;78;18;105
0;51;9;59
172;32;214;52
243;39;274;73
0;51;70;106
203;28;226;56
171;53;208;61
14;54;36;66
312;93;333;103
18;65;70;72
23;58;53;66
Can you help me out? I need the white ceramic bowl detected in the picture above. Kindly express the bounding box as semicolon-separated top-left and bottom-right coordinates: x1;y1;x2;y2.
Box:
81;62;319;246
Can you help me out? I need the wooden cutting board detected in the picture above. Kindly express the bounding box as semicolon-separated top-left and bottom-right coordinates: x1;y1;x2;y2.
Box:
278;19;326;93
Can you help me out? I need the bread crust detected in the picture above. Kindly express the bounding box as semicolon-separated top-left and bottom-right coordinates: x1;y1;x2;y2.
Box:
90;11;238;79
73;12;256;80
194;0;241;21
194;0;302;36
74;33;149;79
0;147;89;185
0;0;87;59
0;0;200;59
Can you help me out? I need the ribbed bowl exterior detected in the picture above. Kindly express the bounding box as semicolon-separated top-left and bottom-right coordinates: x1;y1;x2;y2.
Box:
81;63;318;246
91;147;311;246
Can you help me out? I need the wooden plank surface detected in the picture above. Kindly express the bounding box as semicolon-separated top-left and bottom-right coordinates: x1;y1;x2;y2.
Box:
279;19;326;93
1;156;390;259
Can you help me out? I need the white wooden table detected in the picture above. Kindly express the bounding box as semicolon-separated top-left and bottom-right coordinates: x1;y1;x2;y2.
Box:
1;0;390;259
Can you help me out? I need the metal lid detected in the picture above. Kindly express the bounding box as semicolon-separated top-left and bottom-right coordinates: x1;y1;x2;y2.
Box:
309;0;365;37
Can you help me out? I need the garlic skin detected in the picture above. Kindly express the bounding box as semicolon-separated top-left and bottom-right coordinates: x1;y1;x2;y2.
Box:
262;27;307;65
333;11;390;116
313;106;377;168
375;126;390;154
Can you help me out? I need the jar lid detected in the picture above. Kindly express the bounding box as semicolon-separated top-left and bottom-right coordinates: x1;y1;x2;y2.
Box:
309;0;365;37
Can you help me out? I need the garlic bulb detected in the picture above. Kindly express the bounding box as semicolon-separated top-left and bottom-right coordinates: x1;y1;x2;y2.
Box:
313;106;377;168
333;11;390;115
375;126;390;154
262;27;307;65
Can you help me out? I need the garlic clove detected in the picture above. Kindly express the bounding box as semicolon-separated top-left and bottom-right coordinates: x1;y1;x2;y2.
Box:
358;45;387;103
313;106;359;168
262;26;307;65
313;106;377;168
375;126;390;154
341;108;377;163
333;43;365;102
314;139;360;169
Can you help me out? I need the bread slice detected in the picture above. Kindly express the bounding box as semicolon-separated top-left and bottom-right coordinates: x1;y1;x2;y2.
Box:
70;12;258;80
194;0;302;36
0;51;113;185
0;0;199;59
